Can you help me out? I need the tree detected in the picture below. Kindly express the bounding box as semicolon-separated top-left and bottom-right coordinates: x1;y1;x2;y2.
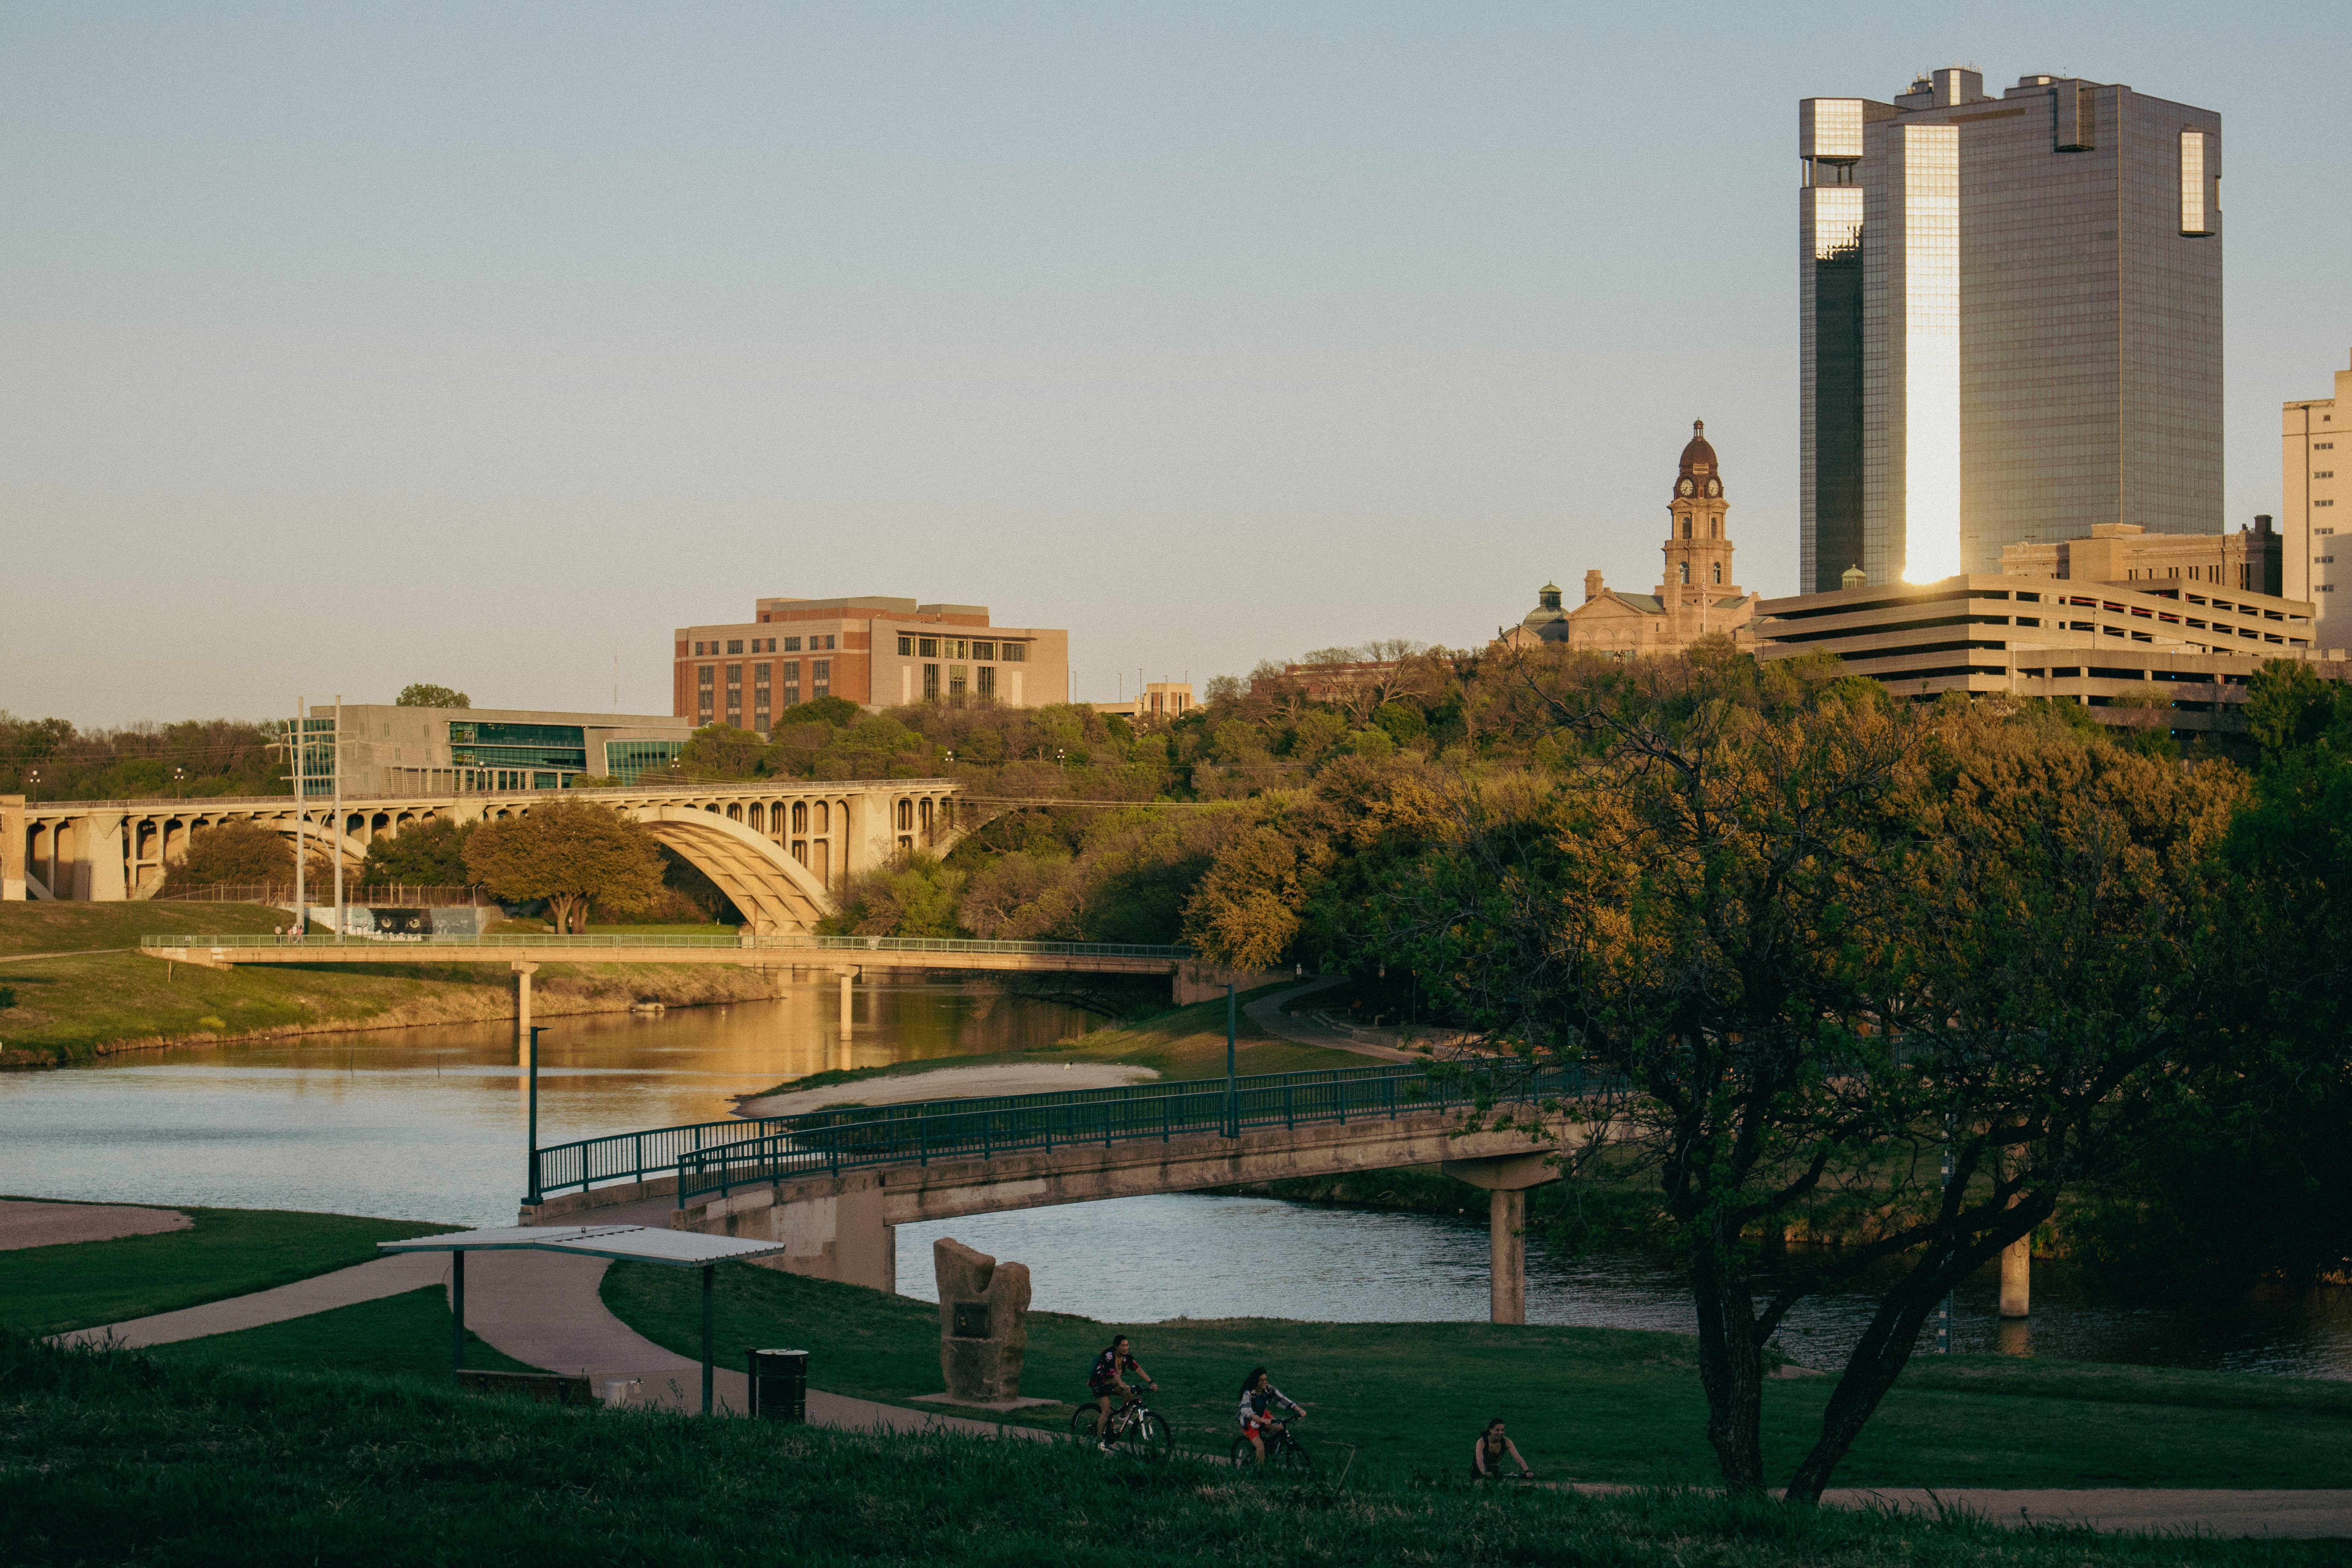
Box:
359;818;475;886
824;853;966;938
160;821;293;891
678;724;769;780
396;684;470;709
462;801;663;932
1360;658;2241;1499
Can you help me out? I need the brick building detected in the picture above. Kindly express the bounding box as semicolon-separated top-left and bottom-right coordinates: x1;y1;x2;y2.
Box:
673;596;1070;730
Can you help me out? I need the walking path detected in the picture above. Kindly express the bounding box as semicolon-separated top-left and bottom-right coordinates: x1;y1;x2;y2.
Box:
0;947;130;964
1246;977;1417;1062
0;1198;190;1250
59;1252;449;1348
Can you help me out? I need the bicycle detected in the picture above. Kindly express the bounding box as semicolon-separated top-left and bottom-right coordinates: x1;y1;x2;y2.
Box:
1070;1388;1174;1458
1230;1412;1313;1475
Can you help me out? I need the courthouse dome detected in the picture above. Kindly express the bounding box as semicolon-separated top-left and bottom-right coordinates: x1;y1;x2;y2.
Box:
1676;420;1722;496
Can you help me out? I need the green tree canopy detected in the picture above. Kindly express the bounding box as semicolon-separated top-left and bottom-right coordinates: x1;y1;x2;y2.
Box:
395;684;470;709
160;821;293;891
678;724;769;780
462;800;662;933
358;818;476;886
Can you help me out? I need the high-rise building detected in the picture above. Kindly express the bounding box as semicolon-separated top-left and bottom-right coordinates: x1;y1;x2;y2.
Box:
2283;352;2352;649
1799;68;2222;592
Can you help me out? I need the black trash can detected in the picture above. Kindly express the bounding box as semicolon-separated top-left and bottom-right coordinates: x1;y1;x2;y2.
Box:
748;1348;808;1422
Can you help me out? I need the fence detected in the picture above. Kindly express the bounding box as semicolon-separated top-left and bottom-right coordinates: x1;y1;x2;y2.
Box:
671;1059;1618;1208
148;885;491;907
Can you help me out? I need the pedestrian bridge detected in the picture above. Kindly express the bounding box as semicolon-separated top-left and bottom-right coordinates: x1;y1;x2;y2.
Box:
138;932;1270;1005
519;1062;1618;1323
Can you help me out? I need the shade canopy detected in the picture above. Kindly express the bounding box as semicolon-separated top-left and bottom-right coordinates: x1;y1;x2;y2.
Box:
380;1224;790;1269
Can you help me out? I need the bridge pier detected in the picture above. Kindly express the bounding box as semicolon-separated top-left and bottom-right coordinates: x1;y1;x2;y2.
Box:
512;962;538;1050
1999;1236;2031;1319
1441;1152;1554;1326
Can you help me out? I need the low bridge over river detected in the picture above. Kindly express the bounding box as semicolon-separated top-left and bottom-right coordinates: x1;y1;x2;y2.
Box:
519;1062;1614;1324
139;932;1273;1006
6;777;980;933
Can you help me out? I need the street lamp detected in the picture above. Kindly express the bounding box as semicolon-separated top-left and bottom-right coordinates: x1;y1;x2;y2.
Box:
172;766;186;799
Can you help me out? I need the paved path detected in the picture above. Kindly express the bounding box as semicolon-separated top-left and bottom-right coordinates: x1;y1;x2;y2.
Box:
59;1252;449;1348
0;947;130;964
0;1198;190;1250
1246;977;1417;1062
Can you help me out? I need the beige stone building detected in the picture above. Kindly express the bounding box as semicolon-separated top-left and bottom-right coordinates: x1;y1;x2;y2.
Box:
1502;422;1758;657
1093;682;1194;722
1999;520;2281;594
2284;351;2351;648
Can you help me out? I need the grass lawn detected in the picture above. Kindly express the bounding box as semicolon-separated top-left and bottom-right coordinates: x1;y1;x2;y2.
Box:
147;1285;539;1378
0;1202;457;1335
602;1261;2352;1493
0;903;792;1061
4;1332;2334;1567
749;983;1361;1100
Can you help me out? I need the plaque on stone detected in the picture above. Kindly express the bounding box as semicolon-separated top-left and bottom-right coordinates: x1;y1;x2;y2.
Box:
951;1301;991;1340
933;1237;1031;1403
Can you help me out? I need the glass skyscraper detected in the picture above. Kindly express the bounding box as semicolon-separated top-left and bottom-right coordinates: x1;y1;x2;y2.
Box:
1799;68;2222;591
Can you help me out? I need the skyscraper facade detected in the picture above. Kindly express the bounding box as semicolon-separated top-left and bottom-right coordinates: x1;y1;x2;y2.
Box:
1799;68;2222;592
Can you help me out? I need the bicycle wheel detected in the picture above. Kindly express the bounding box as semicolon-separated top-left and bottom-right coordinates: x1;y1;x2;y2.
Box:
1120;1409;1174;1459
1070;1406;1111;1442
1271;1436;1315;1476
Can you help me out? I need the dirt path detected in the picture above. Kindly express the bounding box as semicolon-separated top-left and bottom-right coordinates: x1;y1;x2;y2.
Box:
0;1198;191;1250
737;1062;1160;1118
1245;978;1417;1062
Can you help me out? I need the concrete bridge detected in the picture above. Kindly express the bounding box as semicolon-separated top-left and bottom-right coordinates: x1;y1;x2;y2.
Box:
138;932;1273;1006
5;777;983;933
518;1063;1612;1323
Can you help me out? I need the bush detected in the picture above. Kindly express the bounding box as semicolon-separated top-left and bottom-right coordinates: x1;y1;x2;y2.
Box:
159;822;292;891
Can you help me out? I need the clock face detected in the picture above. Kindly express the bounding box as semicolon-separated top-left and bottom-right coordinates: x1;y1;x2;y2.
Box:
1677;478;1694;496
1707;479;1721;497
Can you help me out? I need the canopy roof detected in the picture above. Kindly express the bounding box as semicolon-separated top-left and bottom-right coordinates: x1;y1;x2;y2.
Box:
380;1224;790;1269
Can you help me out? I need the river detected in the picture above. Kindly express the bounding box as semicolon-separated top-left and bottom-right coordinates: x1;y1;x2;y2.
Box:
6;982;2348;1379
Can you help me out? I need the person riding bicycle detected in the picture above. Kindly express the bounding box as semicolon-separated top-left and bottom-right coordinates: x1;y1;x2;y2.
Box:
1236;1366;1303;1464
1086;1335;1156;1450
1470;1417;1533;1481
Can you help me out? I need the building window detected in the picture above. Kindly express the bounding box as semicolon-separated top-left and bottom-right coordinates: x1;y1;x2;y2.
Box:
918;636;939;658
1001;642;1026;662
818;634;836;650
1712;563;1721;585
923;663;940;699
947;638;967;659
2321;472;2337;480
779;636;798;652
727;639;743;654
977;665;996;699
1679;562;1690;584
812;659;830;698
949;665;968;703
897;634;913;655
972;640;995;659
696;665;714;721
2318;500;2335;508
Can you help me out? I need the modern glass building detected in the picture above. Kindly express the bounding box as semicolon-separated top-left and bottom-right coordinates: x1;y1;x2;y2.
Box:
1799;68;2222;591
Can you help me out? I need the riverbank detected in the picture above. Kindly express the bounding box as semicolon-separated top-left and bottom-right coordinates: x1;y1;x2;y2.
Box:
0;903;806;1066
15;1336;2335;1565
734;983;1362;1106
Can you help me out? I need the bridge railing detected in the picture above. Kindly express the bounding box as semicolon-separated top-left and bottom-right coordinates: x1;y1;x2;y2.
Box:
140;933;1194;960
673;1060;1616;1208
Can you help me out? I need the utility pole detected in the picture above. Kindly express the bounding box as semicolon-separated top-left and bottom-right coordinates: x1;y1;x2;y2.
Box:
291;698;305;935
332;695;344;944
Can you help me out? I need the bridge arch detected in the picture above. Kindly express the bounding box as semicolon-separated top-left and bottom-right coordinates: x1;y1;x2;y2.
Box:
624;803;837;935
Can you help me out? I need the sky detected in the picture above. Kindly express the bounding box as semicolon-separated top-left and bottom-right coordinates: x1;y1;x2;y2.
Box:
4;2;2347;726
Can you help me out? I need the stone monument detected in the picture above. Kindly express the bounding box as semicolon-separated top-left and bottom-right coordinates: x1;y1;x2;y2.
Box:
933;1237;1032;1404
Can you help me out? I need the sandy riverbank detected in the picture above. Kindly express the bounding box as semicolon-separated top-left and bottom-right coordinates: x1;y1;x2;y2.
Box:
736;1062;1160;1117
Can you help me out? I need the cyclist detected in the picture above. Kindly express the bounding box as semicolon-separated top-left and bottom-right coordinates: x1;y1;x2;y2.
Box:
1470;1417;1533;1481
1085;1335;1156;1450
1236;1366;1303;1464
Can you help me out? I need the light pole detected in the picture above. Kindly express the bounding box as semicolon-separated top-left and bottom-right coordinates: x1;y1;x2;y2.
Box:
525;1024;546;1206
171;766;186;799
291;700;306;936
332;696;345;944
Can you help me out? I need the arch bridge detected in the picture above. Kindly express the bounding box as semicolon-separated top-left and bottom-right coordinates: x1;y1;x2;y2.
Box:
4;780;999;934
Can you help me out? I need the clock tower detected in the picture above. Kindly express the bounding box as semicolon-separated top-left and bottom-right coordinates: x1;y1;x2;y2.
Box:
1659;420;1738;603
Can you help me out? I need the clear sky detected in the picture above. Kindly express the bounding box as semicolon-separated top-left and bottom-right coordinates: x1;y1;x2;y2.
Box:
5;2;2346;726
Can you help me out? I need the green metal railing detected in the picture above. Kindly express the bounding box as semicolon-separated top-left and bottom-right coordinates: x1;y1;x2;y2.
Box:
140;933;1192;960
672;1060;1616;1208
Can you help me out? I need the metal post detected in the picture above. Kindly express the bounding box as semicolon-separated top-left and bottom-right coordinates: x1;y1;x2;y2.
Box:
1938;1115;1954;1354
291;699;305;934
526;1025;544;1206
1225;981;1237;1138
450;1250;466;1385
332;695;344;943
701;1263;716;1416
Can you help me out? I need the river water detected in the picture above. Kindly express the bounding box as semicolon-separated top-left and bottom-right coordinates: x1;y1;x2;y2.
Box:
6;983;2348;1379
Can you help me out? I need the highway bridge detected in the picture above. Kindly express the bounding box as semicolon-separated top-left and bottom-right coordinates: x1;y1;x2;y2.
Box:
519;1060;1610;1324
6;776;980;933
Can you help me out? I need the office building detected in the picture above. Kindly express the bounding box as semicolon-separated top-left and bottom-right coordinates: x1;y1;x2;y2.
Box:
1999;519;2280;597
325;705;691;794
2283;351;2352;647
1501;421;1758;656
1095;682;1195;722
1799;68;2222;591
674;596;1070;728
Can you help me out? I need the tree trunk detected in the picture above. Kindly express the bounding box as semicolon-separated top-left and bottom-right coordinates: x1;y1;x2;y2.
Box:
1688;1239;1767;1490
